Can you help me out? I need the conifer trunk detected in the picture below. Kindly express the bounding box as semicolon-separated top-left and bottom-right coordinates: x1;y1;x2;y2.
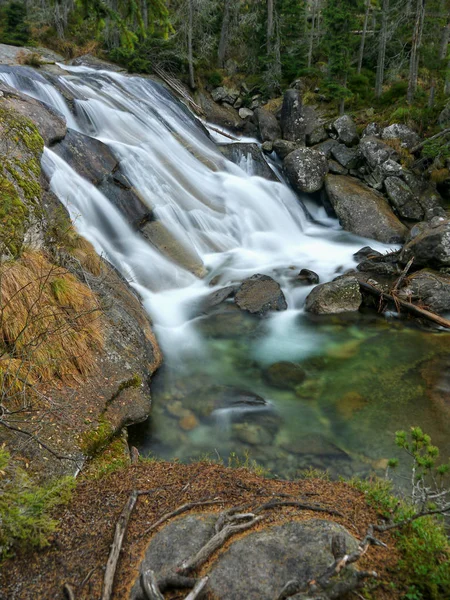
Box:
218;0;232;68
357;0;371;74
375;0;389;98
407;0;426;104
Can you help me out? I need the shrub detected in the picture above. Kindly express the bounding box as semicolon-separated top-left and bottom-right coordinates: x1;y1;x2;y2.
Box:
207;70;223;88
379;81;408;106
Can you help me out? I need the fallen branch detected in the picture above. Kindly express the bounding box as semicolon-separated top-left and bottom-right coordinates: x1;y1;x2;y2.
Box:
101;490;138;600
411;128;450;153
63;583;76;600
359;281;450;329
142;499;223;537
373;504;450;533
391;257;414;293
207;124;239;141
253;499;344;518
184;576;209;600
177;513;264;575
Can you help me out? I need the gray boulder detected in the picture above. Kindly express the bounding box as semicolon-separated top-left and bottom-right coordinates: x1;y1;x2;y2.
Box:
325;174;407;243
312;138;339;158
296;268;320;285
398;269;450;314
359;135;398;169
328;159;348;175
211;86;240;105
254;107;281;142
362;122;381;138
239;107;254;119
306;124;328;146
280;88;306;143
305;276;362;314
284;147;329;193
273;139;298;160
331;144;360;170
220;142;279;181
381;123;420;150
402;172;446;220
399;219;450;268
384;176;424;221
332;114;359;146
235;274;287;316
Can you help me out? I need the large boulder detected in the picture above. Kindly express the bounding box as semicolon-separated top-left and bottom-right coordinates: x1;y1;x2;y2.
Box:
331;114;359;146
305;276;362;314
284;147;329;193
280;88;306;143
381;123;420;150
324;174;407;243
131;515;360;600
359;135;398;170
306;124;328;146
362;122;381;138
273;138;298;160
330;144;360;170
254;107;281;142
384;176;424;221
399;219;450;268
398;270;450;314
312;138;339;158
402;172;446;220
220;142;278;181
235;274;287;316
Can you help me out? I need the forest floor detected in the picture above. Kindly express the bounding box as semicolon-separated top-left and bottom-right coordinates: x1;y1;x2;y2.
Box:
0;460;404;600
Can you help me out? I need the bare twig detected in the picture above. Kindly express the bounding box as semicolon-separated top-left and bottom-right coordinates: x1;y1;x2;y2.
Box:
411;128;450;153
141;569;165;600
184;576;209;600
253;499;344;518
63;583;76;600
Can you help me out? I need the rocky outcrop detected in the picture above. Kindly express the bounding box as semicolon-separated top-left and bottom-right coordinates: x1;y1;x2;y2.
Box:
235;274;287;315
399;218;450;268
254;107;281;142
284;147;329;193
325;174;407;243
398;270;450;314
305;276;362;314
384;176;424;221
198;91;246;132
359;135;398;170
131;514;360;600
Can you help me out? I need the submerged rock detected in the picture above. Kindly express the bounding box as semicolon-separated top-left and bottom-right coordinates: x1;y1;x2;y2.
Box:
399;219;450;268
324;174;407;243
263;361;306;390
398;270;450;314
305;276;362;314
284;147;329;193
235;274;287;316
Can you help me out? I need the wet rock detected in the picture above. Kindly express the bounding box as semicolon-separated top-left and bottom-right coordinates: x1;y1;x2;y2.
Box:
280;89;306;143
384;176;424;221
197;305;258;338
261;141;273;153
273;138;298;160
254;107;281;142
331;114;359;146
399;219;450;268
0;80;66;145
179;413;199;431
312;138;339;158
235;274;287;316
305;275;362;314
201;285;237;312
232;422;273;445
198;91;245;132
296;268;320;285
330;144;360;170
357;258;400;277
353;246;383;262
306;124;328;146
381;123;420;150
325;174;407;243
328;159;348;175
398;269;450;314
284;147;329;193
263;361;306;389
362;122;381;138
219;142;278;181
359;135;398;170
239;107;254;119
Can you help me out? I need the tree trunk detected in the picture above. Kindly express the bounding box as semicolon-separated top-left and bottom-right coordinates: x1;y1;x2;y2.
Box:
375;0;389;98
187;0;196;89
339;72;348;115
307;1;317;69
357;0;371;74
267;0;274;55
439;21;450;60
407;0;426;104
218;0;232;68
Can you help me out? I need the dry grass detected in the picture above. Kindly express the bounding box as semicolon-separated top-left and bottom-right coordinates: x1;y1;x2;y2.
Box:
429;167;450;184
0;250;103;405
382;138;414;168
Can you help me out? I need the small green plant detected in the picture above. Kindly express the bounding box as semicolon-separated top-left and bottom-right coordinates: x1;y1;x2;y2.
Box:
227;450;270;477
0;447;75;559
299;467;330;481
79;418;114;457
207;70;223;88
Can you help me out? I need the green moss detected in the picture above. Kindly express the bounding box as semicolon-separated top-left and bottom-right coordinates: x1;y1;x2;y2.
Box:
83;434;130;479
5;164;41;201
0;106;44;157
79;419;114;458
0;447;75;559
0;173;29;256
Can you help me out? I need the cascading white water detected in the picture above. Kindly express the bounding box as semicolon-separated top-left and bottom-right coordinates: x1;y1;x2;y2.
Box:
6;63;449;481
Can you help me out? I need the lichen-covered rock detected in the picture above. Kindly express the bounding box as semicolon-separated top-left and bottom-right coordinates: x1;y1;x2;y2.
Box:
306;124;328;146
398;270;450;314
402;172;446;220
325;174;407;243
384;176;424;221
328;159;348;175
381;123;420;150
305;276;362;314
254;107;281;142
211;86;240;105
330;144;360;170
280;88;306;143
312;138;339;158
332;114;359;146
198;91;245;132
235;274;287;315
284;147;329;193
362;122;381;138
273;138;298;160
399;219;450;268
359;135;398;169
